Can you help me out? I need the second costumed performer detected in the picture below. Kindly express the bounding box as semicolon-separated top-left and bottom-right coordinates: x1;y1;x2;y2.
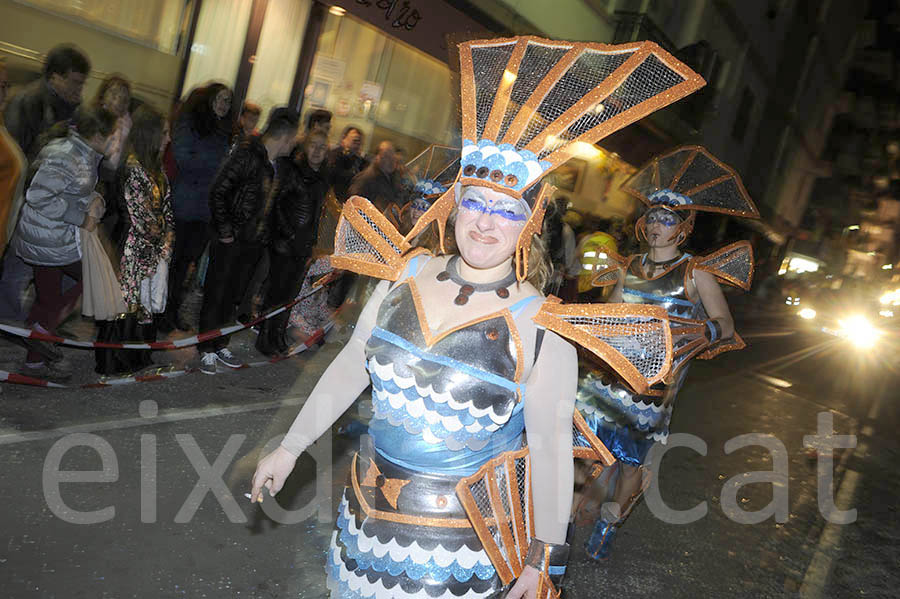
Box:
251;36;705;598
580;146;761;561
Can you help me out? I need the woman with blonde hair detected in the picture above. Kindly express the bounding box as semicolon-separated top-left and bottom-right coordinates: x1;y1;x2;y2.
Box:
251;36;704;598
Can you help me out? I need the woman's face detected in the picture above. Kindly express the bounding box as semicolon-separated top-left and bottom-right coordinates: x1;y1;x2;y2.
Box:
212;89;232;119
454;186;528;270
103;84;130;117
644;207;682;247
159;122;171;158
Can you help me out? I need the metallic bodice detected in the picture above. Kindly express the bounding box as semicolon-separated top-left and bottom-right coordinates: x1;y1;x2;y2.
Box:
364;279;527;476
622;254;706;320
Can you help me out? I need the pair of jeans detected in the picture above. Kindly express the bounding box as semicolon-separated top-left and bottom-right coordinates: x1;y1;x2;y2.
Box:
197;240;262;353
25;261;82;362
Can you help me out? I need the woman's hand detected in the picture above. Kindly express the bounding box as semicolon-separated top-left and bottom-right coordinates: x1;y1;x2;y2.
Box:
250;446;299;503
81;214;99;232
505;566;540;599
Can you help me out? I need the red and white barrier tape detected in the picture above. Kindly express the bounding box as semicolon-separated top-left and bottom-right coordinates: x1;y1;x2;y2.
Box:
0;321;336;389
0;271;339;351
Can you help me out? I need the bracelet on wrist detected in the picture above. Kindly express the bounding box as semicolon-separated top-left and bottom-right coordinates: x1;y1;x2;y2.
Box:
524;538;570;582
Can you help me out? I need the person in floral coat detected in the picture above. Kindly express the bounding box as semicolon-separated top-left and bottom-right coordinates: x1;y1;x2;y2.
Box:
120;105;174;318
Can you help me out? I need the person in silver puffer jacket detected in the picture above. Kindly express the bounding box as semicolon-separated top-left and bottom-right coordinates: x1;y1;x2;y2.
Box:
13;106;116;378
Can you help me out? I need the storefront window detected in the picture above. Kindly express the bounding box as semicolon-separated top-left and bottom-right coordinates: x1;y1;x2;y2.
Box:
245;0;311;123
307;12;456;156
182;0;252;96
14;0;188;53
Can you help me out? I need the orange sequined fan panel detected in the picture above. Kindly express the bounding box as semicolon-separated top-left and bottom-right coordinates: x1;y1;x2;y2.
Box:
331;196;430;281
532;301;673;394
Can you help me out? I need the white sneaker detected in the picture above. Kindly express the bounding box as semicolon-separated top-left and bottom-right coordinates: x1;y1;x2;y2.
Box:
199;352;218;375
215;348;242;369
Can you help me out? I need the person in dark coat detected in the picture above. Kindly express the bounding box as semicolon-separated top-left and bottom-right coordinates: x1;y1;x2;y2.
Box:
3;44;90;161
255;130;329;356
347;140;400;212
197;107;298;374
1;44;90;322
327;126;366;202
164;83;233;330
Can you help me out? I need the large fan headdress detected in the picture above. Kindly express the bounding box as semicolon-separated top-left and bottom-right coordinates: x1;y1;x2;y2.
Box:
404;144;459;211
406;36;706;280
623;145;759;245
624;145;760;217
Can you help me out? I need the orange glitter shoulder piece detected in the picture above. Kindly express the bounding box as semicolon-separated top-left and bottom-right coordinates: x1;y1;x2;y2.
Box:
403;186;456;254
689;240;754;291
532;301;672;394
590;252;630;287
331;196;431;281
697;330;746;359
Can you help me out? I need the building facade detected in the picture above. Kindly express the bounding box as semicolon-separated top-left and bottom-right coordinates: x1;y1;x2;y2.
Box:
0;0;870;251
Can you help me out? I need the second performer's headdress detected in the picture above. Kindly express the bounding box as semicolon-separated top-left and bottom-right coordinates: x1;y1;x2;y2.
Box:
623;145;760;245
404;144;458;214
405;36;707;281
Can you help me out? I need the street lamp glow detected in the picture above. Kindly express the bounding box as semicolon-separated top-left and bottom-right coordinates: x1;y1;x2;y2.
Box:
798;308;817;320
847;225;860;231
883;264;894;270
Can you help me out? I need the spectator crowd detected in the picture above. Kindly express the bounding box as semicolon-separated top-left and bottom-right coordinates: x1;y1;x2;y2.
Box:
0;43;620;382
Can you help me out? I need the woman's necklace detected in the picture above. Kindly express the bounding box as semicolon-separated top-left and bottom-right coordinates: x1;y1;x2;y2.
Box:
645;253;683;267
436;255;517;305
644;253;683;276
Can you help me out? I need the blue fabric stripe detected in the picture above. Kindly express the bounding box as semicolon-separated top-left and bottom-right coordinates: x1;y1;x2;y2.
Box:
372;327;521;394
623;288;694;307
548;565;566;576
509;295;540;318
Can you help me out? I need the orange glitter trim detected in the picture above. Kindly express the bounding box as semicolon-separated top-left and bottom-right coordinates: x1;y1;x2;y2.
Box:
572;409;617;466
515;183;554;282
331;196;433;280
504;458;529;563
487;467;523;574
455;447;532;584
689;240;755;291
698;331;746;359
622;145;760;219
350;453;476;529
402;185;456;253
401;278;527;383
360;458;410;510
532;302;673;393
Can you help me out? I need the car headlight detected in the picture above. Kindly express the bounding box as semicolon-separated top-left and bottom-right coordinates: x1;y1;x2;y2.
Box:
837;314;880;349
798;308;816;320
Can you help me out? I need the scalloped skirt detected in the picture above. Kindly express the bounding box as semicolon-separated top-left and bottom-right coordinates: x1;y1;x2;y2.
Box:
326;449;502;598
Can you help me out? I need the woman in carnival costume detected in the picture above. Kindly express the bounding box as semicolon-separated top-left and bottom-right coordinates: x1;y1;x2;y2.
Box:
581;146;761;561
251;36;705;598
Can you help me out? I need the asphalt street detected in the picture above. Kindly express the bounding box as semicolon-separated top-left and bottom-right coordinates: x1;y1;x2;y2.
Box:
0;299;897;598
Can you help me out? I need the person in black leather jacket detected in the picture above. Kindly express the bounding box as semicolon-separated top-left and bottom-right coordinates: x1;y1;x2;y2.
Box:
256;130;329;356
196;107;298;373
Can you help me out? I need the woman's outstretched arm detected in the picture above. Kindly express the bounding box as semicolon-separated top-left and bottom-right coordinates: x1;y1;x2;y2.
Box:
250;279;388;500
